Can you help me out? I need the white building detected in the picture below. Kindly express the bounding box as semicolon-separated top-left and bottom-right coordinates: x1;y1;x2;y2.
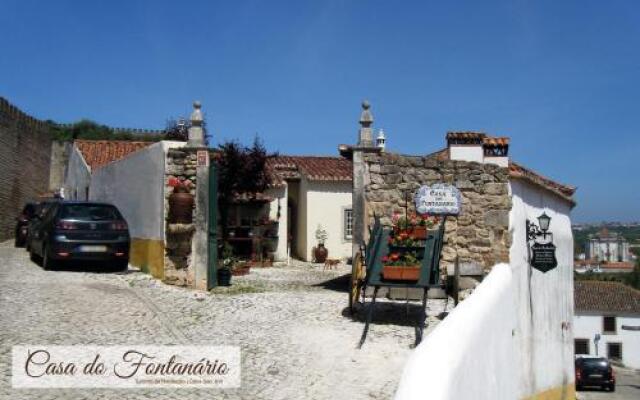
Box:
265;155;353;262
586;228;631;263
573;281;640;369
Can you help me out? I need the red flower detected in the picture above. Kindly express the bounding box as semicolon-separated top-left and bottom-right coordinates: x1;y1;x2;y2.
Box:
381;256;389;263
390;253;400;261
167;177;180;187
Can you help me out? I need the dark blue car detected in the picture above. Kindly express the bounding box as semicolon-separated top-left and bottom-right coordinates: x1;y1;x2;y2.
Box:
27;201;130;270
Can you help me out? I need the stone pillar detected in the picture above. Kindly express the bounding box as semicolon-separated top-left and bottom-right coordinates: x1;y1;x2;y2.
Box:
351;101;381;260
352;149;366;259
187;101;205;147
193;158;209;290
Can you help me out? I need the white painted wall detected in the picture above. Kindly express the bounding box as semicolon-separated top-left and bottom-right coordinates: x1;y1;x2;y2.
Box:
484;156;509;167
302;180;352;262
63;144;92;200
89;141;183;240
396;178;575;400
449;145;483;163
395;263;518;400
265;186;288;261
509;178;575;398
574;313;640;369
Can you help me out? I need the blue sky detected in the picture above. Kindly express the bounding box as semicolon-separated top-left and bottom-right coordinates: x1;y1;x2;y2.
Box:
1;1;639;223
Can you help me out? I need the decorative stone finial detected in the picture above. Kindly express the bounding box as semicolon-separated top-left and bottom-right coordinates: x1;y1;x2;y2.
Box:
359;99;373;128
358;99;374;146
190;100;203;127
188;100;205;147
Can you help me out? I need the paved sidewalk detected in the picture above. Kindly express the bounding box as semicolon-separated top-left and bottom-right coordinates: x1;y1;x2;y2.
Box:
0;243;450;400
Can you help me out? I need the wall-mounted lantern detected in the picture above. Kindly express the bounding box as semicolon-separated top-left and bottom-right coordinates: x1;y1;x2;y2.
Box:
527;212;551;241
526;211;557;273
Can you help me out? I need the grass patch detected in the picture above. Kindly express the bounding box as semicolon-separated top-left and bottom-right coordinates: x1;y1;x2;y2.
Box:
209;282;267;296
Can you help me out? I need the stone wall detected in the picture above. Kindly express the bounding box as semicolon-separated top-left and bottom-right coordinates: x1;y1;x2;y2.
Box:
163;148;199;286
363;152;512;275
0;97;53;241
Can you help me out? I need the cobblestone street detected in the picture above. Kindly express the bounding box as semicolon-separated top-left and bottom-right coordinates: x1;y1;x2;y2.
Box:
0;242;450;400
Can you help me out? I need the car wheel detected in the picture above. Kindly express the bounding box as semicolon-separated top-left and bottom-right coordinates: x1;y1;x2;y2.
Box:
14;236;24;248
29;246;39;263
42;245;56;271
113;260;129;272
575;384;582;391
609;384;615;392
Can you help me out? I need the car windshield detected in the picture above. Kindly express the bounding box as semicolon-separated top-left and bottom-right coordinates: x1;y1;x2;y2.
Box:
582;359;608;368
60;205;121;221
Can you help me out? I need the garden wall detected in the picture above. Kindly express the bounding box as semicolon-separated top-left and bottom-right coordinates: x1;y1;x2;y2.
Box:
0;97;53;241
395;178;576;400
363;152;512;274
164;147;200;286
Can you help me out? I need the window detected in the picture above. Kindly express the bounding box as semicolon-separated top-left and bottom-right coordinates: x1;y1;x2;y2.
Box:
603;316;616;334
607;342;622;361
574;339;589;355
344;208;353;240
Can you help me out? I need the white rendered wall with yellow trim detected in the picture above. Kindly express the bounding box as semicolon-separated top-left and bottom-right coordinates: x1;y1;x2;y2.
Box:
395;178;575;400
89;141;185;277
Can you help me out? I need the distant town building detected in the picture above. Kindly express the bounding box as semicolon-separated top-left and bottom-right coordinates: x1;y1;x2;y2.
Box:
586;227;631;263
573;281;640;369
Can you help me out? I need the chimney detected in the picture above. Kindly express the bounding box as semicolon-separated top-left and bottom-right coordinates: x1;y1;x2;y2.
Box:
376;129;386;151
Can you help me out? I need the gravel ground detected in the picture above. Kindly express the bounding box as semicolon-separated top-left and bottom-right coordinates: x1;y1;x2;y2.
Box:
0;242;451;400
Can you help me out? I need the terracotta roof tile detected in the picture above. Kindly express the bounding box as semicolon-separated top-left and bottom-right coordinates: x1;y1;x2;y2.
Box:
76;140;153;170
574;281;640;314
601;262;635;270
483;137;510;146
509;161;576;205
446;131;486;145
266;156;352;186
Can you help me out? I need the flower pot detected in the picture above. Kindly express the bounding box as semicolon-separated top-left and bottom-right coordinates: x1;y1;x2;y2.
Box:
168;186;194;224
232;264;251;276
314;243;328;263
382;265;420;281
217;268;232;286
411;226;428;240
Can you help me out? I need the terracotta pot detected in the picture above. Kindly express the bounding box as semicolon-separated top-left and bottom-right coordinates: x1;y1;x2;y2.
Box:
232;265;251;276
169;186;194;224
382;265;420;281
314;243;328;263
411;226;428;240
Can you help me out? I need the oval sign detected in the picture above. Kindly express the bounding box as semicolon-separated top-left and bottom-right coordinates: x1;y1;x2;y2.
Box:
414;184;461;215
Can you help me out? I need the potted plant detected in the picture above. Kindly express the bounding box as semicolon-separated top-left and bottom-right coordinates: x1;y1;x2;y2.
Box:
412;213;440;239
381;252;421;281
313;224;328;263
217;242;235;286
167;178;194;224
391;212;439;240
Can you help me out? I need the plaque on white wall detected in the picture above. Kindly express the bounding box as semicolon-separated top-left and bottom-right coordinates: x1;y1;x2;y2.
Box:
414;184;461;215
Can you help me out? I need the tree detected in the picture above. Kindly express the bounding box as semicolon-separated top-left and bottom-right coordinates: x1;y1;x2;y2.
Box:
625;261;640;290
215;137;272;241
48;119;162;142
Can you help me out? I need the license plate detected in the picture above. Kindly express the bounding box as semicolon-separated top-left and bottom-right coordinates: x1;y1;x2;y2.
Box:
79;245;107;252
589;374;602;378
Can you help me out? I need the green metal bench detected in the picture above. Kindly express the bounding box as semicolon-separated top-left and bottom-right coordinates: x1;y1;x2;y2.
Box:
355;216;446;348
